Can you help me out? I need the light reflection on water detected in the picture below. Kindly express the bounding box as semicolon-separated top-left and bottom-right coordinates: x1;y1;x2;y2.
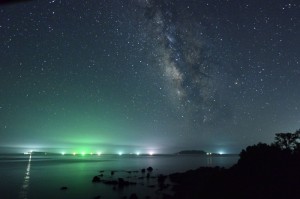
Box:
206;156;213;166
19;154;31;199
3;154;239;199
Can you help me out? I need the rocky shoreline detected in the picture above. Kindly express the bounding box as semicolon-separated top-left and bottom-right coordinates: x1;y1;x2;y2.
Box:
60;161;300;199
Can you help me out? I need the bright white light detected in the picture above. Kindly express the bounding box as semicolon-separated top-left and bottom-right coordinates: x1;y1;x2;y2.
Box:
73;152;76;156
97;152;101;156
118;152;123;156
81;152;86;156
219;151;224;155
90;152;93;155
149;151;154;156
61;152;65;155
24;151;32;155
136;152;140;156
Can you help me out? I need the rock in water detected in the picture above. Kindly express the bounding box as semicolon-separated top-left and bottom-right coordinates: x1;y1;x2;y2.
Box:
92;176;101;182
147;167;153;172
60;186;68;190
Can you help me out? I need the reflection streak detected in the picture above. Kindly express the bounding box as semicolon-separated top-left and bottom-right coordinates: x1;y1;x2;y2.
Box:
19;154;31;199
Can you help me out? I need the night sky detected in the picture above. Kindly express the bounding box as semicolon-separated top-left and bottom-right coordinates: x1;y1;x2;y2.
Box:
0;0;299;154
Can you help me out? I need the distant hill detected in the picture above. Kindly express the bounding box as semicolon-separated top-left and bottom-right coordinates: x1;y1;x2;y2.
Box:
176;150;206;155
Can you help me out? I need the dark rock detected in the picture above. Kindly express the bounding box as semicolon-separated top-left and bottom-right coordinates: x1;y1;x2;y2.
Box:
60;186;68;190
148;185;155;188
118;178;125;183
92;176;101;182
146;173;150;179
94;195;101;199
99;170;104;173
158;184;170;191
157;174;167;184
111;171;115;175
98;174;104;177
141;168;146;173
147;167;153;172
102;180;118;185
118;178;137;187
129;193;138;199
118;178;127;187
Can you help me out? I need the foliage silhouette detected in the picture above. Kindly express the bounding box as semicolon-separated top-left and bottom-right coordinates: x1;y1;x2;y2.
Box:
273;130;300;151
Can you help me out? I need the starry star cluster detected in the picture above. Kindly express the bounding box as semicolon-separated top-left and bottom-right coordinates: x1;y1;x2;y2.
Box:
0;0;299;153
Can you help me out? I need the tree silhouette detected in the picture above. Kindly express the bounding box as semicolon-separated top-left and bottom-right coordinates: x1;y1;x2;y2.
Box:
274;130;300;151
236;143;283;171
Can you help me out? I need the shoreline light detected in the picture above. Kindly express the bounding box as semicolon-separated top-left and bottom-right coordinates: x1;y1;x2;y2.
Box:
97;152;101;156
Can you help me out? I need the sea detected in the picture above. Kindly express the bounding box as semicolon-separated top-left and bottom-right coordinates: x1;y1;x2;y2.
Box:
0;153;239;199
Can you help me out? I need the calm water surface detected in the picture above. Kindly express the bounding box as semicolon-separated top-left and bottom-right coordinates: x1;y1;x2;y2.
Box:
0;154;238;199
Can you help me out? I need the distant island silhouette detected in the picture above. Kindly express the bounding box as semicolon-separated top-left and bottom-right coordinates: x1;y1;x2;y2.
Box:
175;150;207;155
175;150;235;155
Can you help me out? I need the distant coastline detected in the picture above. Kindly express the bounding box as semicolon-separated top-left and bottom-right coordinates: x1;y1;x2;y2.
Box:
0;151;238;156
175;150;206;155
175;150;237;156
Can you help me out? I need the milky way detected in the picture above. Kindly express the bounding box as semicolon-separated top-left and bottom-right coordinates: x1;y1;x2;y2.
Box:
137;0;227;126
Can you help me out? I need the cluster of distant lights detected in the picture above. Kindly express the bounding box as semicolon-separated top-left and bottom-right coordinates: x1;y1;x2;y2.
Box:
24;151;154;156
24;151;155;156
64;151;154;156
206;151;225;155
25;151;224;156
69;152;103;156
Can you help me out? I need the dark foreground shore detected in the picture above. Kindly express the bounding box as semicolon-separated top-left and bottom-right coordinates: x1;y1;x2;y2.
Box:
86;161;300;199
84;131;300;199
